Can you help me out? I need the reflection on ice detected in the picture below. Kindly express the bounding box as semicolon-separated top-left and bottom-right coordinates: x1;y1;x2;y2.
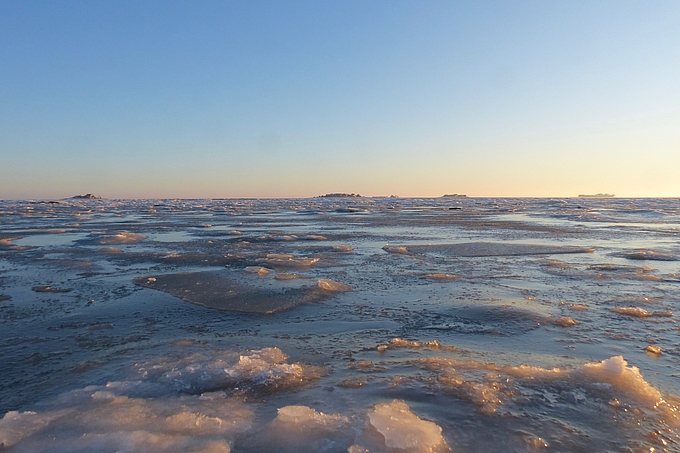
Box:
97;232;147;245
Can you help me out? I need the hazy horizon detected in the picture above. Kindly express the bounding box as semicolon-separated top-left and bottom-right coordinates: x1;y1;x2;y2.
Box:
7;193;680;202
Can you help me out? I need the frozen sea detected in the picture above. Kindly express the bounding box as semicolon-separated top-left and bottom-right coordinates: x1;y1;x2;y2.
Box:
1;197;679;452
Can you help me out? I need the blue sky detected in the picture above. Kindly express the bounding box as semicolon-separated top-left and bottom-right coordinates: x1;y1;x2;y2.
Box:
1;1;678;199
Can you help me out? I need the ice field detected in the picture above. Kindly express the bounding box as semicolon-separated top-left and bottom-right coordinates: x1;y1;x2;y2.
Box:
1;197;679;452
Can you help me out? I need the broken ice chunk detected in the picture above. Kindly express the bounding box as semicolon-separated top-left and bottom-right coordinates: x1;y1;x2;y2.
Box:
577;356;663;405
244;266;273;276
610;307;673;318
317;279;352;292
250;405;351;452
553;317;579;327
262;254;320;268
645;345;662;356
366;400;449;452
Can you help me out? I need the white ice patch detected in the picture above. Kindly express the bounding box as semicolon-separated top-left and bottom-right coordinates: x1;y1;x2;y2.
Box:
358;400;449;453
249;405;352;452
0;410;67;449
0;393;250;453
275;405;347;427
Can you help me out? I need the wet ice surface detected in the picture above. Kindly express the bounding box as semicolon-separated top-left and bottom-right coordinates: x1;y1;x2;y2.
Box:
1;197;680;452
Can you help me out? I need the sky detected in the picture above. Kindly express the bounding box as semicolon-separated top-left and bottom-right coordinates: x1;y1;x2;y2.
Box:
1;1;679;199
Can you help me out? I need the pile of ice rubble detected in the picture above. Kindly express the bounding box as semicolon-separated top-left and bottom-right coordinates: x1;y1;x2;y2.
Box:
0;347;447;453
1;344;678;452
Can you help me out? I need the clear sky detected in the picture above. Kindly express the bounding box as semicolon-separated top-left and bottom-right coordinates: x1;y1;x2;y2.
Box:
1;1;678;199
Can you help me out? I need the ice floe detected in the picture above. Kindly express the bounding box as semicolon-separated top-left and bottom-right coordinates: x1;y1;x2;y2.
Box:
618;249;677;261
134;271;334;313
3;197;680;452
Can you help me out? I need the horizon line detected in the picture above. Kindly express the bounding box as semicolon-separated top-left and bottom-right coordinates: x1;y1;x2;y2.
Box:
3;195;680;201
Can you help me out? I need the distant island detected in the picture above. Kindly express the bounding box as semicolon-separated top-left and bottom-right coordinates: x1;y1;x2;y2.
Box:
577;193;615;198
72;193;102;199
441;194;467;198
318;193;362;198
